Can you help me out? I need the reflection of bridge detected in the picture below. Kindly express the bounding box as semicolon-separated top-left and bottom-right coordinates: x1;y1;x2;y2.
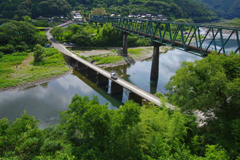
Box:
46;28;172;107
90;16;240;56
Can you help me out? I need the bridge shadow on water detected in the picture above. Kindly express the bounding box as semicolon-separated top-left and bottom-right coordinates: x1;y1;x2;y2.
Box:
73;69;124;107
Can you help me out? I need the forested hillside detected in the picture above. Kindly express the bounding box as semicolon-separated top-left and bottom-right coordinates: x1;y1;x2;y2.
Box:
0;0;218;23
196;0;240;19
0;0;71;19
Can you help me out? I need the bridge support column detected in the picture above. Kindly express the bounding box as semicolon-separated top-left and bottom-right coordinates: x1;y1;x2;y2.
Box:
110;81;123;95
86;67;98;77
97;74;109;86
150;44;160;79
69;58;77;68
129;91;142;105
122;33;128;56
78;62;87;71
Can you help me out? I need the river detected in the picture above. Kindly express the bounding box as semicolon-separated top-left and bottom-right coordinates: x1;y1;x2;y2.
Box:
0;39;237;128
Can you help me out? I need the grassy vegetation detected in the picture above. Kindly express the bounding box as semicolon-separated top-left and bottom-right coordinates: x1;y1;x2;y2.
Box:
128;48;145;55
38;31;46;35
36;27;49;29
76;53;123;65
213;18;240;27
77;55;90;61
90;54;123;64
224;18;240;27
0;48;70;89
68;47;107;51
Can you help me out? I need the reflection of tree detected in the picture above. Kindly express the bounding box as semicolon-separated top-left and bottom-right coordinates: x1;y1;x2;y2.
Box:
40;82;48;89
23;85;37;90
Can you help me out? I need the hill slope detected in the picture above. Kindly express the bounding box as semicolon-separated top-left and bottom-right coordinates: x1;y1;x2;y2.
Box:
0;0;218;23
196;0;240;19
0;0;71;19
68;0;218;22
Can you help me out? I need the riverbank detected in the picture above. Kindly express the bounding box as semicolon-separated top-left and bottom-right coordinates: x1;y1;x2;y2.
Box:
0;49;71;92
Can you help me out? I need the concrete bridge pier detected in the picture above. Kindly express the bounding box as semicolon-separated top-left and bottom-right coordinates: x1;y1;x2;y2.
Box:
62;54;72;65
86;67;98;77
129;91;143;105
97;74;109;86
78;62;88;71
69;58;79;70
122;33;128;56
150;44;160;79
110;81;123;95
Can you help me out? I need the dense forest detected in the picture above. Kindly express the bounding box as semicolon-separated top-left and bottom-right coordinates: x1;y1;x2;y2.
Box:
0;0;219;23
196;0;240;19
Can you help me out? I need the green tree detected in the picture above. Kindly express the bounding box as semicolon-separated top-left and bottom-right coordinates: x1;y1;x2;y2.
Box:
50;27;65;42
66;23;81;35
166;52;240;120
0;21;44;50
59;95;142;159
166;52;240;158
0;113;43;159
33;44;45;62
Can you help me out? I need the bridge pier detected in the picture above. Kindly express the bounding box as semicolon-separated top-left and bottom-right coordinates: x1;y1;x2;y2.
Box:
86;67;98;77
110;81;123;95
150;44;160;79
70;59;79;70
78;62;87;71
129;91;143;105
97;74;109;86
122;33;128;56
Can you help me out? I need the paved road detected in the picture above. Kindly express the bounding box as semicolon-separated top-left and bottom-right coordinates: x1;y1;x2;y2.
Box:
46;27;174;108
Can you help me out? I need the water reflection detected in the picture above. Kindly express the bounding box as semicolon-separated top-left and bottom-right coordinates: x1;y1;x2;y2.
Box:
0;70;121;129
106;49;202;94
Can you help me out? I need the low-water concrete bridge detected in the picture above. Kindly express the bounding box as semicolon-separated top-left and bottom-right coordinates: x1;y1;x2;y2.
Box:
46;24;173;107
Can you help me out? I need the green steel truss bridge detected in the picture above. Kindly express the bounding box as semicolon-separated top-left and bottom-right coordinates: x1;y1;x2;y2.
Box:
90;15;240;57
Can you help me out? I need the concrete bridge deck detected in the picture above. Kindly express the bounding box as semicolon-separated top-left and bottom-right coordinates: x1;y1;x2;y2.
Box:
46;27;173;107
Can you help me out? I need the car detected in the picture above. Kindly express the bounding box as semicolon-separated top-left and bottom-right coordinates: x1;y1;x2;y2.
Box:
45;44;51;48
69;42;75;46
111;73;118;80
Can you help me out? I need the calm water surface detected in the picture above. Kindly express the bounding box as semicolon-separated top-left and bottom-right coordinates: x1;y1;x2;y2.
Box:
0;70;121;129
4;44;236;128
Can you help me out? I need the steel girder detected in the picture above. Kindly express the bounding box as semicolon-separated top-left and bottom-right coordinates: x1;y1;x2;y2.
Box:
90;16;240;57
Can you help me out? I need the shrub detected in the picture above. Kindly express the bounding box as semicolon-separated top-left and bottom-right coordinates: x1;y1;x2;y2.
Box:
0;44;15;54
33;44;45;62
15;42;28;52
0;51;3;59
